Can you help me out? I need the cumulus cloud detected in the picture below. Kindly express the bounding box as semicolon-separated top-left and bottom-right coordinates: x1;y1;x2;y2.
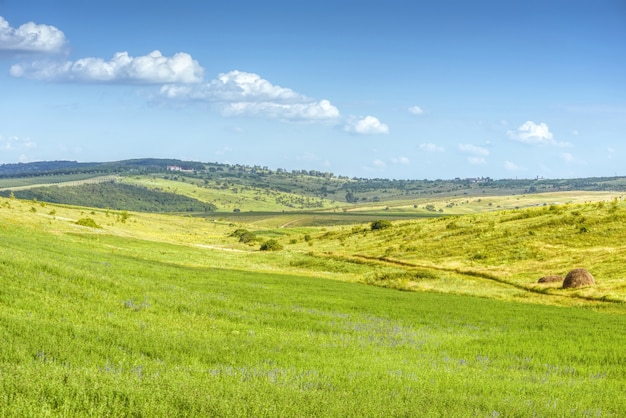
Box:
10;50;204;83
419;143;445;152
0;135;36;151
507;121;558;145
344;115;389;134
0;16;66;53
458;143;489;156
408;105;423;115
161;70;340;122
162;71;300;101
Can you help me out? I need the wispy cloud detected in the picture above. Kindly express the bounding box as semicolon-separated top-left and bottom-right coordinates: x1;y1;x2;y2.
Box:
0;16;66;54
391;156;410;165
10;50;204;84
408;105;423;115
458;143;489;156
559;152;586;166
459;143;489;165
372;159;387;169
467;157;486;165
0;134;36;151
419;143;445;152
344;115;389;134
504;161;524;171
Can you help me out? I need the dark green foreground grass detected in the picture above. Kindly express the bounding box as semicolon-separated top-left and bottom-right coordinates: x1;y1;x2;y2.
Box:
1;224;625;417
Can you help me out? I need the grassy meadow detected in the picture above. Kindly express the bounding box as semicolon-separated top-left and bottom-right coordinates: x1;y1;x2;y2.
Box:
1;193;625;416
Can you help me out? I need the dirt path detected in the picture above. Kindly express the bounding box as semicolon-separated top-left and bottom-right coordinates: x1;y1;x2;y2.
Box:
193;244;250;253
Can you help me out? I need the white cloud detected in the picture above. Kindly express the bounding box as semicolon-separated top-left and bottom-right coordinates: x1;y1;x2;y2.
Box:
10;50;204;84
419;143;445;152
162;70;301;102
344;115;389;134
224;99;339;121
0;16;67;53
372;159;387;169
504;161;523;171
0;135;36;151
468;157;486;165
408;105;423;115
391;156;410;165
215;146;231;156
161;70;340;122
459;143;489;165
559;152;586;166
507;121;565;145
458;143;489;156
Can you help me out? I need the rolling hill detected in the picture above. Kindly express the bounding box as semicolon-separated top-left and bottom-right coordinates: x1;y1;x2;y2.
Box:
1;159;625;416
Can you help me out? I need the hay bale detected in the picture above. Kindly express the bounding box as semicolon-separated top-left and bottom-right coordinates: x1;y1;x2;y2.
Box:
538;275;563;283
562;268;595;288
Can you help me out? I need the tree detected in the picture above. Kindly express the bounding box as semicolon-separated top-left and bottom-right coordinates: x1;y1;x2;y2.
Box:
345;191;358;203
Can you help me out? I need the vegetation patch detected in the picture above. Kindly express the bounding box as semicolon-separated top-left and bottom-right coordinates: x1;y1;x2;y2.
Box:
370;219;393;230
260;239;283;251
75;217;101;228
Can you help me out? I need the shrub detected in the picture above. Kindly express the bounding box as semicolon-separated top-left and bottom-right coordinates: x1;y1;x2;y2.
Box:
370;220;392;231
230;228;250;238
260;239;283;251
76;217;101;228
239;232;257;243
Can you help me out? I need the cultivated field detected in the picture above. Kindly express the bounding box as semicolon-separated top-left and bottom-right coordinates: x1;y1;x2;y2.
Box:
0;193;625;416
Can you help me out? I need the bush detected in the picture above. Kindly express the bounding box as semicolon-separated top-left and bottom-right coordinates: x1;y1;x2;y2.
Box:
76;217;101;228
370;220;392;231
230;228;249;237
239;232;257;243
260;239;283;251
229;228;256;243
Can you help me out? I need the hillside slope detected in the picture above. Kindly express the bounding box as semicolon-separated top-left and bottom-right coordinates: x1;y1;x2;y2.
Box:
0;195;625;416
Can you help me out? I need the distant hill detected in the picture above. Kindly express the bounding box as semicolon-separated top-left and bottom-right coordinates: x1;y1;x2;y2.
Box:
1;158;625;211
0;182;216;213
0;158;203;178
0;160;96;177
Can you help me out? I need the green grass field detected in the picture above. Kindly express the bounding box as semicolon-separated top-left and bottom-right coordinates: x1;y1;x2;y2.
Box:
0;174;113;190
1;194;625;416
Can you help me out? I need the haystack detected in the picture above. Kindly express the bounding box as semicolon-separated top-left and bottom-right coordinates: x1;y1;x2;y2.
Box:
562;268;595;288
538;275;563;284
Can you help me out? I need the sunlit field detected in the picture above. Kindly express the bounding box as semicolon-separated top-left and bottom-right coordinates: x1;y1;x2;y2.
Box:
1;194;625;416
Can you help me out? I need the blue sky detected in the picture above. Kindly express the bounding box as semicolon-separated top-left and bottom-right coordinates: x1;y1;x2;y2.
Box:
1;0;624;179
